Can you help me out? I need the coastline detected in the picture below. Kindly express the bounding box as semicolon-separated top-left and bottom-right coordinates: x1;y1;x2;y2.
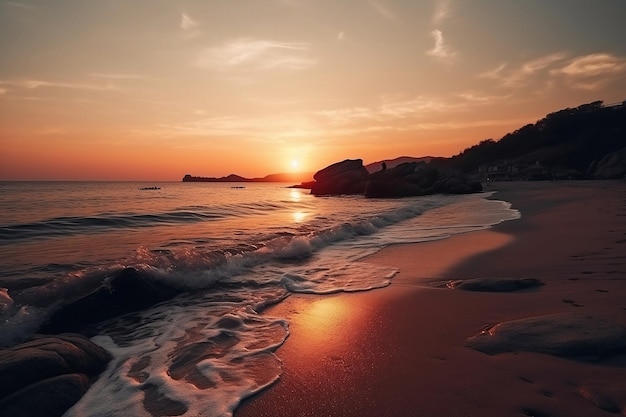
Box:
235;180;626;417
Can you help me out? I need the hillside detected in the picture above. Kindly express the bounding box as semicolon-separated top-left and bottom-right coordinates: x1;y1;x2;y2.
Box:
446;100;626;179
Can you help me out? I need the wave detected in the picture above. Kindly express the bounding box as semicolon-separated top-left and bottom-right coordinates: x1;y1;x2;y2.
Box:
0;202;289;243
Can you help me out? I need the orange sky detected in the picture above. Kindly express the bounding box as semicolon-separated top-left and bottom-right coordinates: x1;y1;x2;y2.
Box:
1;0;625;180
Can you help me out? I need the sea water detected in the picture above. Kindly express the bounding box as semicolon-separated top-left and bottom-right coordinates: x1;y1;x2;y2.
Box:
0;181;519;417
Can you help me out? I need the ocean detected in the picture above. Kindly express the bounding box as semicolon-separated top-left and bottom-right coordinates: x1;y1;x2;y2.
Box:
0;181;519;417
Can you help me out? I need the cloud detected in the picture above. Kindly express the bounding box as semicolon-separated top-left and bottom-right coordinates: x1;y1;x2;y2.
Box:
3;79;118;91
426;29;454;59
481;52;626;91
154;114;319;143
89;73;146;80
558;53;626;77
337;32;346;41
197;39;317;71
432;0;451;25
555;53;626;91
480;53;567;87
5;2;36;10
181;12;198;31
457;91;510;103
369;0;399;23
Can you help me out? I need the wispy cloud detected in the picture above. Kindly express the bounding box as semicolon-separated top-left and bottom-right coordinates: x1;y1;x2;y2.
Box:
480;53;567;87
154;114;319;143
145;90;524;144
181;12;198;31
196;39;317;71
337;32;346;41
555;53;626;91
480;52;626;91
426;29;455;59
5;1;36;10
369;0;399;23
2;79;119;91
432;0;451;25
558;53;626;77
89;73;146;80
457;91;510;103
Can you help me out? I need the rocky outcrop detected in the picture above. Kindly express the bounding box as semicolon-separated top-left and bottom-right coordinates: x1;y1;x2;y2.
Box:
594;147;626;179
41;267;180;334
311;159;370;195
310;159;482;197
0;333;111;417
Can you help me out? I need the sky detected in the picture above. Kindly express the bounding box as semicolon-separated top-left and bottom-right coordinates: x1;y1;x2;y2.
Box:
1;0;625;180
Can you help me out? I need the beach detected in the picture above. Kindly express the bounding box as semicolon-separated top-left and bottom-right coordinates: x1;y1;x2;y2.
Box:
236;181;626;417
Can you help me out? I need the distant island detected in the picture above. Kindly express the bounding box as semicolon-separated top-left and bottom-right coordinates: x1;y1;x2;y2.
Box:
182;172;315;183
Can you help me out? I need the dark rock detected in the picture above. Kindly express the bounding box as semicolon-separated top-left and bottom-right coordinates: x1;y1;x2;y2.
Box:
0;374;90;417
448;277;544;292
311;159;370;195
594;146;626;179
467;313;626;358
310;158;482;198
0;333;110;399
0;334;111;417
41;267;180;334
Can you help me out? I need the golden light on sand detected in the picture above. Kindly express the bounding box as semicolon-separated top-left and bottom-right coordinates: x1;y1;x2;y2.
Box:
295;297;352;349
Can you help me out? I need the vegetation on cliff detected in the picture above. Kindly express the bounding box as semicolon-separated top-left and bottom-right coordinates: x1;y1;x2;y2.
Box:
446;100;626;179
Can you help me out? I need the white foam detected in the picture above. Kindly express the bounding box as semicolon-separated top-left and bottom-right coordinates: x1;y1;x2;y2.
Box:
65;286;290;417
0;305;48;348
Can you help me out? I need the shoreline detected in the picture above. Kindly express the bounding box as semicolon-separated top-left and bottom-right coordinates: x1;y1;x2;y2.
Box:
236;180;626;417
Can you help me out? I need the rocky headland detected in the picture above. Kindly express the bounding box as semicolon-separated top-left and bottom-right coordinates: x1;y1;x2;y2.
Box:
306;158;482;197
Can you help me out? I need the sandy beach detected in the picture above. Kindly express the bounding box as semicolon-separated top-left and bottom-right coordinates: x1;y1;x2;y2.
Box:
236;181;626;417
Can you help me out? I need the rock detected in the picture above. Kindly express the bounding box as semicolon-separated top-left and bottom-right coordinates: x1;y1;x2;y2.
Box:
0;374;90;417
0;333;111;399
41;267;179;334
448;277;544;292
0;334;111;417
310;158;482;198
594;146;626;179
467;313;626;358
311;159;370;195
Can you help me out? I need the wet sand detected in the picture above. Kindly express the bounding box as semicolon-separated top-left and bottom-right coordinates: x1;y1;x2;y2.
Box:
236;181;626;417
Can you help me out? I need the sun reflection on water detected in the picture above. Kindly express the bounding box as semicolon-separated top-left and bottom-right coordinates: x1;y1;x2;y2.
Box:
289;189;302;202
292;211;307;222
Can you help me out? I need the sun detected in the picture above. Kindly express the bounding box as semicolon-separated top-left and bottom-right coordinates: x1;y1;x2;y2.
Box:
290;159;300;170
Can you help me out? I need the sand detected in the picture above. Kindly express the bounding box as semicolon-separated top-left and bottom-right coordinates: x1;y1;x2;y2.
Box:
235;180;626;417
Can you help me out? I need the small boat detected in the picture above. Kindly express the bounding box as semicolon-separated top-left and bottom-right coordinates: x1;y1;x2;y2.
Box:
230;186;245;189
139;186;161;190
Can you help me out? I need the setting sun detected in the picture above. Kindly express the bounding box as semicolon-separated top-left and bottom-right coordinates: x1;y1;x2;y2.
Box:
290;159;300;170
